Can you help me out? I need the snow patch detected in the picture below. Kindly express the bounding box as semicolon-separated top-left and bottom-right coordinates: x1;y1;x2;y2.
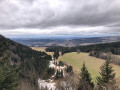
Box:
38;78;56;90
49;61;56;68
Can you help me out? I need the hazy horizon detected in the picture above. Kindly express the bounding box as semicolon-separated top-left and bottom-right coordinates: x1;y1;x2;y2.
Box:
10;35;120;40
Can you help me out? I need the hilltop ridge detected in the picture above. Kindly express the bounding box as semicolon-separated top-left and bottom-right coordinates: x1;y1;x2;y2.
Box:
12;36;120;47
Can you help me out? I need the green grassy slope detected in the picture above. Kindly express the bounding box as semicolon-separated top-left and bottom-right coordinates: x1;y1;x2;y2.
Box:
57;52;120;81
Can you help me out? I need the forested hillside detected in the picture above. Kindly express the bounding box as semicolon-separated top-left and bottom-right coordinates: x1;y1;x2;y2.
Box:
0;35;51;90
46;41;120;55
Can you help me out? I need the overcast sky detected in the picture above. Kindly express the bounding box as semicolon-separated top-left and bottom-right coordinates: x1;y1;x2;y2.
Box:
0;0;120;38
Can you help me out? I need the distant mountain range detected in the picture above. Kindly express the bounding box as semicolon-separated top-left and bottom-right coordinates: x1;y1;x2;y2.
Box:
12;36;120;47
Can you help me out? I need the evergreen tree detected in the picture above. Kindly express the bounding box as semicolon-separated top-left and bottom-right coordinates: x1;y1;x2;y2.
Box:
59;61;64;66
66;65;73;72
97;60;116;85
47;67;55;76
53;50;59;59
60;70;63;78
56;69;59;79
0;58;20;90
78;63;94;90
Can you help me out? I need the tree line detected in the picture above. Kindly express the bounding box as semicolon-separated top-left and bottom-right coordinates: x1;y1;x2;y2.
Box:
89;51;120;66
46;41;120;55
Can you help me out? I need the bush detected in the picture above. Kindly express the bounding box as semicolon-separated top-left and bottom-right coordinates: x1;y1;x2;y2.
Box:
59;61;64;66
66;65;73;72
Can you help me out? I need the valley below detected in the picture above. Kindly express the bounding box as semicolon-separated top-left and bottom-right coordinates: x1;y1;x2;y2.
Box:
1;35;120;90
13;36;120;47
32;47;120;89
32;47;120;79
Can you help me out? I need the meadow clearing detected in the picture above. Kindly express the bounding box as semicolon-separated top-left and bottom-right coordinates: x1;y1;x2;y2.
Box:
57;52;120;81
31;47;120;81
31;47;54;56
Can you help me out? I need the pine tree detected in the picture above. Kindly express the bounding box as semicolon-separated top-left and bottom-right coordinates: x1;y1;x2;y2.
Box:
0;58;20;90
53;51;56;59
66;65;73;72
78;63;94;89
56;69;59;79
97;60;115;85
60;70;63;78
53;50;59;59
47;68;55;76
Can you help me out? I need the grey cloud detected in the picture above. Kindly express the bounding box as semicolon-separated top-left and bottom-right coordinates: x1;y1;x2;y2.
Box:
0;0;120;32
